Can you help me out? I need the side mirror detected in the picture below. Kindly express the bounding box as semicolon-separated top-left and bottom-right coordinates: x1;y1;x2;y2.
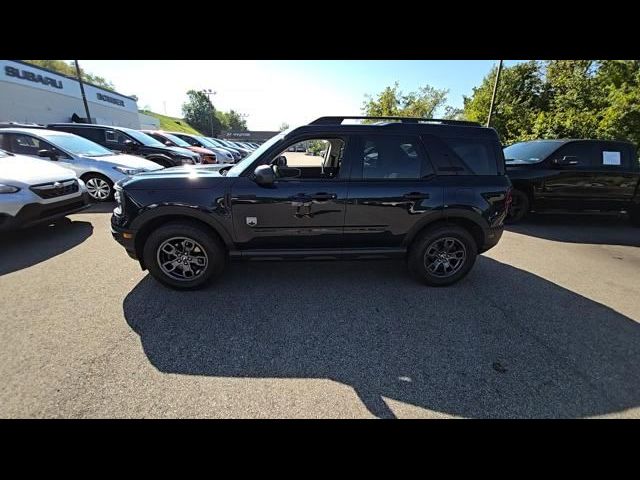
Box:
254;165;276;186
38;149;58;160
272;155;288;167
124;139;137;150
553;155;579;167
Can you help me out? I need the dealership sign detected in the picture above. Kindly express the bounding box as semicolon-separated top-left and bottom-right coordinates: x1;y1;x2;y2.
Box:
5;65;63;89
0;60;138;113
96;92;125;107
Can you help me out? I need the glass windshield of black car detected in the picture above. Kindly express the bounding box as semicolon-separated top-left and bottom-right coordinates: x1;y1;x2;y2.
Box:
122;129;166;147
504;141;564;163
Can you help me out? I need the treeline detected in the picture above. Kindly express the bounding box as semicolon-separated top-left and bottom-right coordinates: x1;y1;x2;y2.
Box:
364;60;640;147
181;90;247;136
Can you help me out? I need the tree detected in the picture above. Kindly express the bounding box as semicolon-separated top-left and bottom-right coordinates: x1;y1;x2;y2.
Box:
182;90;223;136
23;60;116;91
217;110;248;132
463;61;546;143
362;81;450;119
463;60;640;147
279;122;290;131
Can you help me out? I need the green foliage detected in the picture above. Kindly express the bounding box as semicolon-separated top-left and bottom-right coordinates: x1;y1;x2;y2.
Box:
23;60;116;91
217;109;248;132
307;140;327;156
279;122;290;131
182;90;223;136
140;111;203;135
463;60;640;147
362;81;450;119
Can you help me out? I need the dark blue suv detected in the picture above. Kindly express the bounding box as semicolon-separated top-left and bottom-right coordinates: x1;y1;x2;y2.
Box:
111;116;512;289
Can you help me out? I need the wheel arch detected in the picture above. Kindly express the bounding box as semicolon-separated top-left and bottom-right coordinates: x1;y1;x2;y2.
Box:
404;213;486;253
131;206;232;268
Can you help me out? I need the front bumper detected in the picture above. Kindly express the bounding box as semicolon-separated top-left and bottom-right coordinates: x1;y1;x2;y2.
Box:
111;216;138;260
0;192;90;232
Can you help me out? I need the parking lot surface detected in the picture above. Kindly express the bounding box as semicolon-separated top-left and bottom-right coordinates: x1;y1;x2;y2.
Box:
1;206;639;418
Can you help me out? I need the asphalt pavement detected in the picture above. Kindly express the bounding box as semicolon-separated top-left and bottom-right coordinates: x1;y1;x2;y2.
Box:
1;206;639;418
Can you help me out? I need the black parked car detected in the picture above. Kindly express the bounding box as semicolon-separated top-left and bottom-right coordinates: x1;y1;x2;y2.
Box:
504;139;640;225
111;116;512;290
46;123;201;168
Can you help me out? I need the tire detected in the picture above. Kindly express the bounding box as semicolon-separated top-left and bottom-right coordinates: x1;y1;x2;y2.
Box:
143;221;226;290
505;189;530;224
82;173;114;202
408;225;478;286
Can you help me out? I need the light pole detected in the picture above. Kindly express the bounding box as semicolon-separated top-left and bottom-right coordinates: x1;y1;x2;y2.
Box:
201;89;216;136
487;60;503;128
74;60;92;123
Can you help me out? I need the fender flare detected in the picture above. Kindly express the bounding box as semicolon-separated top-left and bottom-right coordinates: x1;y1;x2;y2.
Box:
130;204;234;249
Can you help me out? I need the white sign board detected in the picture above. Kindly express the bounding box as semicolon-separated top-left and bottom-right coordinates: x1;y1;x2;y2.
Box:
602;151;621;166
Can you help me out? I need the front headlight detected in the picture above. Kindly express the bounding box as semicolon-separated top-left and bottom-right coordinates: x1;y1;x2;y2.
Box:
113;166;143;175
0;184;20;193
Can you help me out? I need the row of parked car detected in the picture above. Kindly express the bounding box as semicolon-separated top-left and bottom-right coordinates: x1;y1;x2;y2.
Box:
0;122;264;231
2;116;640;235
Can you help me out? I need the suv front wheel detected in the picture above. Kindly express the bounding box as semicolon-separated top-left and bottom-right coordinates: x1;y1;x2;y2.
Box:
408;225;478;286
143;221;226;290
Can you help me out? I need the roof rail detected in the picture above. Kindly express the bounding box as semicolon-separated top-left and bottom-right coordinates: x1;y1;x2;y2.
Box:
309;116;480;127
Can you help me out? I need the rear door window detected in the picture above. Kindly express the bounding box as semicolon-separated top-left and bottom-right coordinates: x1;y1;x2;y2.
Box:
356;135;433;180
553;142;599;168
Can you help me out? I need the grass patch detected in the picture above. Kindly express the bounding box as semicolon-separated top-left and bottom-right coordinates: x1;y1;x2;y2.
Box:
140;111;202;135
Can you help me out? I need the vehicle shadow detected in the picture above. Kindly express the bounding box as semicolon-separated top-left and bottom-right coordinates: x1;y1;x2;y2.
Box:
76;202;116;214
0;218;93;276
507;213;639;247
123;257;640;418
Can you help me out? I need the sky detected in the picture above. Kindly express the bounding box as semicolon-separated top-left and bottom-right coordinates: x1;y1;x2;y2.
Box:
75;60;521;131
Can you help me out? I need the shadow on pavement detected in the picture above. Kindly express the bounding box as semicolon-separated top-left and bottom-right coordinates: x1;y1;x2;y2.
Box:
0;218;93;276
76;202;116;214
507;213;639;247
123;257;640;418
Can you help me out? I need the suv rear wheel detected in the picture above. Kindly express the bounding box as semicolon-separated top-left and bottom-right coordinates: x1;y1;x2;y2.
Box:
143;221;226;290
408;225;478;286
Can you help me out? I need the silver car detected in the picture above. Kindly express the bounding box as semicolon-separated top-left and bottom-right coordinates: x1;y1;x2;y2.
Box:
0;128;163;202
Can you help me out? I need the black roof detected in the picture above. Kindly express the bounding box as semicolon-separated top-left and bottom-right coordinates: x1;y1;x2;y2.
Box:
295;116;496;138
47;122;133;132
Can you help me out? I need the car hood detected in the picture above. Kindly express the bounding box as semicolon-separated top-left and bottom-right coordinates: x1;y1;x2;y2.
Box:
187;146;214;155
122;164;232;189
80;153;163;171
0;155;77;185
163;145;199;157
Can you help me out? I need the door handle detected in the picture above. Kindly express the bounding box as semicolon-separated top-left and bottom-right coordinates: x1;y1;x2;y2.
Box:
403;192;430;200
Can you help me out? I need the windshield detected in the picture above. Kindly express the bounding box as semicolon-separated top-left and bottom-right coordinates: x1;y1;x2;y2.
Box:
503;141;564;163
43;134;114;157
122;128;166;147
161;132;191;148
195;136;221;149
225;132;287;177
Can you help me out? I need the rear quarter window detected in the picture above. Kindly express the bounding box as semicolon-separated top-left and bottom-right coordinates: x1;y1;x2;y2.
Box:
442;137;499;175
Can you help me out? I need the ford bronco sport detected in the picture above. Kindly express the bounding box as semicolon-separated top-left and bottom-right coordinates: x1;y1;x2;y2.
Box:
111;116;512;289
